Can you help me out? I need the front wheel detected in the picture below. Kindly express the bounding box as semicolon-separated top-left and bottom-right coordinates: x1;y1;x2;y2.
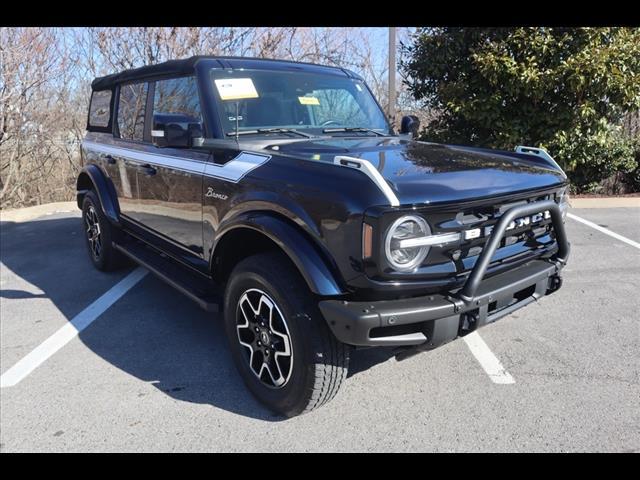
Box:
223;252;350;417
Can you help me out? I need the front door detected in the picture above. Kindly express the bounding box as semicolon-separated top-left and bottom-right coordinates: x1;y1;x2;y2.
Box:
128;76;207;259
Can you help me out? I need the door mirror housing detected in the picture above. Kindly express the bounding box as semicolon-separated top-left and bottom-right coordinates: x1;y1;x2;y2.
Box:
399;115;420;138
151;113;203;148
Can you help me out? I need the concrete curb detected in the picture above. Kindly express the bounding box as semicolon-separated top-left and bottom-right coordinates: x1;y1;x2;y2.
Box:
570;197;640;209
0;201;78;223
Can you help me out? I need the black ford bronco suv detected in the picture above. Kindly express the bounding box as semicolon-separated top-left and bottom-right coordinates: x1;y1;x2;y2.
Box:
78;56;570;417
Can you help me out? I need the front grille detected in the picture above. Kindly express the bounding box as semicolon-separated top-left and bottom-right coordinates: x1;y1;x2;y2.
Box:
381;188;562;281
440;192;557;272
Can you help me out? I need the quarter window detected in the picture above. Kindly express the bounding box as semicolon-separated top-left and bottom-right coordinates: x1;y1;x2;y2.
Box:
118;82;148;141
88;90;112;128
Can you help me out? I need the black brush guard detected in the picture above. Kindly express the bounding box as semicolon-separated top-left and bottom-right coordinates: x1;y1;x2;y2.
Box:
319;200;570;348
457;199;569;303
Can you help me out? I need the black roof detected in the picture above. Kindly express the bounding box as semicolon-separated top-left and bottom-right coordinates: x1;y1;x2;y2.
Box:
91;56;360;90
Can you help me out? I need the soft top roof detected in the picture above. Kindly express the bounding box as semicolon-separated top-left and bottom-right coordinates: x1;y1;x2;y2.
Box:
91;56;360;91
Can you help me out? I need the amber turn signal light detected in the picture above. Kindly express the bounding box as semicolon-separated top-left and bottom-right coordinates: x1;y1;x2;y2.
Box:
362;223;373;259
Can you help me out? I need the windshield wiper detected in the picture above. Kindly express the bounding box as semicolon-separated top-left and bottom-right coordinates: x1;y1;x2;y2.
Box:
322;127;386;137
226;128;314;138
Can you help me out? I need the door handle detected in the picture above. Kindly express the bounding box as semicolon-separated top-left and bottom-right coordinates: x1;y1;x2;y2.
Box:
138;164;157;176
105;155;116;165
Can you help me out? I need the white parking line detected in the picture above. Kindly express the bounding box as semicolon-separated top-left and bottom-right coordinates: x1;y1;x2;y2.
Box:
460;211;638;385
0;267;148;388
567;213;640;249
463;331;515;384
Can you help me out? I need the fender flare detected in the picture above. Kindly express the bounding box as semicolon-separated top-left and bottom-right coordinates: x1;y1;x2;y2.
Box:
212;212;347;297
76;164;121;225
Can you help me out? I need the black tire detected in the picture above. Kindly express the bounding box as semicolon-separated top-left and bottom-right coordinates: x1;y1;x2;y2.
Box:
81;190;127;272
223;251;350;417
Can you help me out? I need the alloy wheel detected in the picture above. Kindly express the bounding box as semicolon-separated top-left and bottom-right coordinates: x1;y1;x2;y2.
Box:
85;205;102;260
236;288;293;388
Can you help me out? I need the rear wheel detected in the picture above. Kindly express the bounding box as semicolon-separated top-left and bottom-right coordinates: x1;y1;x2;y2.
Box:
223;251;350;417
81;190;126;271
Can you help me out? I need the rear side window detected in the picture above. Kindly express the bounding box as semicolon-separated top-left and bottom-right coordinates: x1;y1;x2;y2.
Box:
153;76;202;122
117;82;148;141
88;90;112;129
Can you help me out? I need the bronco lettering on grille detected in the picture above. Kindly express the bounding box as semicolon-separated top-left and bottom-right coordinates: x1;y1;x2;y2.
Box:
463;210;551;240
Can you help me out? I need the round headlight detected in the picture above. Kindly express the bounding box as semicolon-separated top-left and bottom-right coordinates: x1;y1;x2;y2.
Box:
384;215;431;272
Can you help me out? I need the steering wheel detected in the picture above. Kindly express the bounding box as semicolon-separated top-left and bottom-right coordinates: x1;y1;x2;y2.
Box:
320;119;341;127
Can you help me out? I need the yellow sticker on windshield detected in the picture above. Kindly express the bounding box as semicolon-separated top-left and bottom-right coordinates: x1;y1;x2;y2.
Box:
298;96;320;106
214;78;259;100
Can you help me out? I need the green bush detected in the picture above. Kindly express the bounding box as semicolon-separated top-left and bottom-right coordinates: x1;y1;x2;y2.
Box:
400;27;640;193
552;122;637;192
627;138;640;191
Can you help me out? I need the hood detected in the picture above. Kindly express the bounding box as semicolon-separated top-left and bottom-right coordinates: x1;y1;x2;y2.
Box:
273;137;567;205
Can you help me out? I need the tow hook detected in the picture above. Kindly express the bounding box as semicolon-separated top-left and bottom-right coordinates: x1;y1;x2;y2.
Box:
459;310;479;335
546;275;563;294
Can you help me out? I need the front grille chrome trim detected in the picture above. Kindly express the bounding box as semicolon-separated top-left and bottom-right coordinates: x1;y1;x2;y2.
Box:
398;232;461;249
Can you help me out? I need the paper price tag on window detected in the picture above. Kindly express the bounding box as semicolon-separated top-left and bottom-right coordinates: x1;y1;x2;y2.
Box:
214;78;259;100
298;96;320;105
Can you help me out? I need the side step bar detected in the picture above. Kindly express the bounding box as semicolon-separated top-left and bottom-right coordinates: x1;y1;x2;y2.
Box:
113;240;222;312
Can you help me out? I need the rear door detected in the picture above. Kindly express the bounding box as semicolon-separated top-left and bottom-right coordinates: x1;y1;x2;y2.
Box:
82;87;139;218
109;81;149;218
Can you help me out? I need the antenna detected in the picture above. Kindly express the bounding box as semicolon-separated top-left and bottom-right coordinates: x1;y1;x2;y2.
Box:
235;101;240;144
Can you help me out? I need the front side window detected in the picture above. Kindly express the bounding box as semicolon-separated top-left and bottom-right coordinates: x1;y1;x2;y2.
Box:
153;76;202;121
209;69;390;137
117;82;148;141
88;90;112;128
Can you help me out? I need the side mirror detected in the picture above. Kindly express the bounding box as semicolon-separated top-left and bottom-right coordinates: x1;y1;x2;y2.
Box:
151;113;203;148
399;115;420;138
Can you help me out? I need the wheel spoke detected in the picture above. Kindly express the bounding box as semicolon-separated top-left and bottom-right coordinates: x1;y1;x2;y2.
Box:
84;205;103;260
259;361;285;387
257;294;273;321
237;294;252;327
237;293;259;372
269;311;291;356
272;352;288;385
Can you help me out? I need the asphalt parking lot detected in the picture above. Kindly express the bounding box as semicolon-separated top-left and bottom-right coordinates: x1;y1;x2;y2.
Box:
1;204;639;452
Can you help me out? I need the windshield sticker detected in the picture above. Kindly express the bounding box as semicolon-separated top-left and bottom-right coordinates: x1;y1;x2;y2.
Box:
214;78;259;101
298;96;320;106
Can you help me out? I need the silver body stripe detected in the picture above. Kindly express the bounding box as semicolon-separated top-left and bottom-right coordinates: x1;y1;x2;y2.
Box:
82;140;270;183
203;153;270;182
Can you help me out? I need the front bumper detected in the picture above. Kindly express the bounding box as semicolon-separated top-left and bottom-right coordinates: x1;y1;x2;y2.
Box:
319;199;570;349
319;258;564;347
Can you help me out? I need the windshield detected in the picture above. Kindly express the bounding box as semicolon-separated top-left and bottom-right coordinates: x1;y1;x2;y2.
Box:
209;68;391;137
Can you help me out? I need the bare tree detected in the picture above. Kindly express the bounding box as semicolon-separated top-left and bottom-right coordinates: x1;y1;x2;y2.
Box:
0;27;81;208
0;27;392;210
